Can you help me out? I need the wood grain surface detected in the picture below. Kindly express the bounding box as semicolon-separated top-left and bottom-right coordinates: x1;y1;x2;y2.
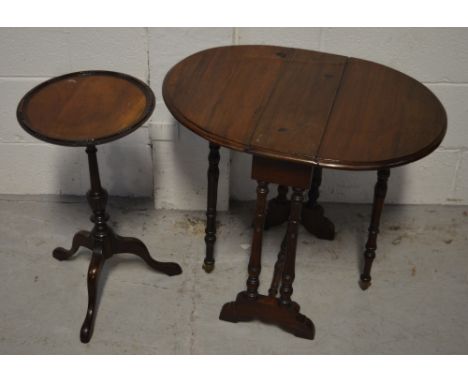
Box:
163;45;447;170
17;71;155;146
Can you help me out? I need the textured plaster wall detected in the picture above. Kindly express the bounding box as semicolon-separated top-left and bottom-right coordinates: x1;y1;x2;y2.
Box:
0;28;466;208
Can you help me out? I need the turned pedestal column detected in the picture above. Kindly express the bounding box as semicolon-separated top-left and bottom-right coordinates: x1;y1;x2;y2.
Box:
17;70;183;343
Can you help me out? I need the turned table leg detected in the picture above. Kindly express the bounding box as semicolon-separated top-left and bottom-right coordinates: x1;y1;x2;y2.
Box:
307;167;322;208
246;181;269;299
279;187;304;306
264;185;290;229
268;234;287;297
53;145;182;343
220;156;315;339
264;167;335;240
301;167;335;240
359;168;390;290
203;143;220;273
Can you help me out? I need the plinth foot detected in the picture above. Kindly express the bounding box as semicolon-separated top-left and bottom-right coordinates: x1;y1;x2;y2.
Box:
219;292;315;340
301;204;335;240
263;190;335;241
264;199;290;230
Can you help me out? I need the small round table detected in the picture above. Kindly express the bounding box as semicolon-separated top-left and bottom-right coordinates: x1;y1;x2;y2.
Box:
17;70;182;343
163;45;447;340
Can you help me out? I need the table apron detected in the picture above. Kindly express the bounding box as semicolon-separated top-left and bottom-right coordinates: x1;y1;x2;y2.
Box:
251;155;313;189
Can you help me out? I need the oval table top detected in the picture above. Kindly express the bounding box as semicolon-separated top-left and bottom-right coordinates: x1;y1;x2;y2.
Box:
163;45;447;170
17;70;155;146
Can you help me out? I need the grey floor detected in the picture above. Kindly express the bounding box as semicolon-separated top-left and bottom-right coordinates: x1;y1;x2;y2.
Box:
0;195;467;354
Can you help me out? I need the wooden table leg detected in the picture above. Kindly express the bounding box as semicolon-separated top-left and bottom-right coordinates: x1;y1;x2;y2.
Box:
359;168;390;290
265;167;335;240
268;234;287;297
203;142;220;273
219;180;269;321
80;244;105;343
264;185;290;229
53;145;182;343
220;156;315;340
279;187;303;306
246;181;269;298
301;167;335;240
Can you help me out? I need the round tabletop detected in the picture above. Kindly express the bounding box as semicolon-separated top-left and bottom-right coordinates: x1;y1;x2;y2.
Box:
17;70;155;146
163;45;447;170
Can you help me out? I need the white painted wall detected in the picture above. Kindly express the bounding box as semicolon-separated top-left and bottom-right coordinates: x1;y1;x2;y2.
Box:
0;28;467;208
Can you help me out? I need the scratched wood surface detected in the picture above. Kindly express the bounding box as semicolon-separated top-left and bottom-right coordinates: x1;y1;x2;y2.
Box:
163;45;447;170
17;71;155;146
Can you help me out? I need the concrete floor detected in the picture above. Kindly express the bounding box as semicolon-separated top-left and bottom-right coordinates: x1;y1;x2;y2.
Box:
0;195;467;354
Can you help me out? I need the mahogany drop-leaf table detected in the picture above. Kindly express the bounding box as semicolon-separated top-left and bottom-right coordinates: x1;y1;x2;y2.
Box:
17;70;182;343
163;45;446;340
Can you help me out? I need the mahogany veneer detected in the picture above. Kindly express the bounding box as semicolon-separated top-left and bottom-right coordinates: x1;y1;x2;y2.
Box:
163;45;446;340
163;45;446;169
17;70;182;343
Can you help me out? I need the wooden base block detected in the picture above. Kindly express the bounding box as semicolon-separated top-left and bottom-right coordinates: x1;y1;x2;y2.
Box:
264;199;335;241
301;204;335;240
264;197;291;230
219;292;315;340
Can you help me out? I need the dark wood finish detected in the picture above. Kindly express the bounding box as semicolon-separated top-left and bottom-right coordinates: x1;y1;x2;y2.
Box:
163;45;447;170
318;59;447;170
268;234;287;297
18;72;181;343
164;45;447;340
278;187;304;306
265;167;335;240
203;143;220;272
252;156;312;189
219;292;315;340
17;70;155;147
163;46;346;156
246;181;269;299
220;159;314;339
359;169;390;290
53;146;182;342
301;167;335;240
307;167;322;208
264;185;290;230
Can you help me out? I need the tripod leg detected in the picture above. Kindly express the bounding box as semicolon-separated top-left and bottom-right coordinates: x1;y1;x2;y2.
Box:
111;233;182;276
80;244;105;343
53;230;93;261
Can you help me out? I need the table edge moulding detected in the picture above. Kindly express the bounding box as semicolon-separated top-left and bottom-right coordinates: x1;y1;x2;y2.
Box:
17;70;155;147
163;45;447;171
16;70;181;343
162;44;447;340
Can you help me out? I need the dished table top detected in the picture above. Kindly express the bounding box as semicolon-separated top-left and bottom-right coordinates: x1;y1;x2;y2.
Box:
17;70;155;146
163;45;447;170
